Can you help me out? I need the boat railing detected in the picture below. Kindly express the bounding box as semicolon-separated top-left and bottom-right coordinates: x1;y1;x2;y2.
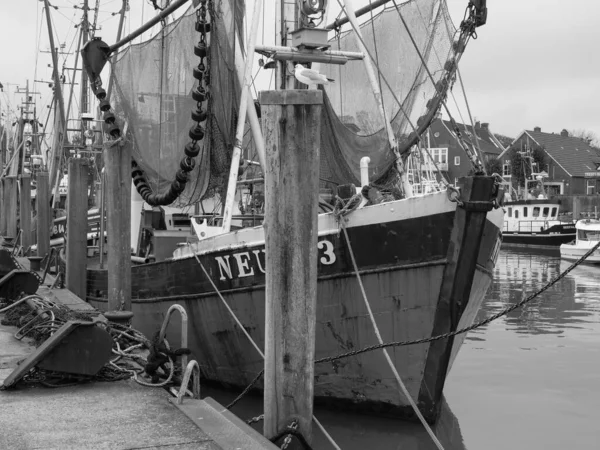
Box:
159;304;188;374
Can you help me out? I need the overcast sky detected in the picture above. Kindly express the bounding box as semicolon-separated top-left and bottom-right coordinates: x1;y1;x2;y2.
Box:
1;0;599;140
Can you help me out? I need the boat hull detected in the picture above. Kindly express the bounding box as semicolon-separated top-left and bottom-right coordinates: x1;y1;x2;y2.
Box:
560;244;600;264
502;224;575;248
86;189;503;421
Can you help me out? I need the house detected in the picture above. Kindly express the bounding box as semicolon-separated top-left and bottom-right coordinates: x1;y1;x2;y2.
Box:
425;119;504;183
498;127;600;196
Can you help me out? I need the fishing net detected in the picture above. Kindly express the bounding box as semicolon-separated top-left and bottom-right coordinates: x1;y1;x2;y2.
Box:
110;0;459;204
320;0;457;186
111;1;244;206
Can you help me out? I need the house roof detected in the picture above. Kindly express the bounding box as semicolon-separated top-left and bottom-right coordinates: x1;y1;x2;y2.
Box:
440;120;503;156
519;130;600;177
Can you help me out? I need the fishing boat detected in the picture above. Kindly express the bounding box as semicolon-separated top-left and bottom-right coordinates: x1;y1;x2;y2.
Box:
560;219;600;264
502;199;576;247
501;158;575;247
75;0;503;422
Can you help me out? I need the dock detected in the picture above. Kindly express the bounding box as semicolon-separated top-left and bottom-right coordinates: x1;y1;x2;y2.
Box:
1;255;277;450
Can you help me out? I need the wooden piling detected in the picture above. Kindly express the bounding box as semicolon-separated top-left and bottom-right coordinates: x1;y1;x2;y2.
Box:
105;139;131;311
4;177;18;239
260;89;322;443
0;179;7;236
65;158;89;299
36;172;50;260
20;174;32;252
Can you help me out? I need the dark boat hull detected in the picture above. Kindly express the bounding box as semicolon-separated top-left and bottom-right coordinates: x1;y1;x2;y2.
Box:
502;223;575;248
86;189;503;421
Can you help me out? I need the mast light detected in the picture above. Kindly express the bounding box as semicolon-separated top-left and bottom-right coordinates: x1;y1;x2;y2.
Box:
301;0;327;16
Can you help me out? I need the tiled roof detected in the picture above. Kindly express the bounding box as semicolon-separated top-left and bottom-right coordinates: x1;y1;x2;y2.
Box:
441;120;503;156
524;130;600;177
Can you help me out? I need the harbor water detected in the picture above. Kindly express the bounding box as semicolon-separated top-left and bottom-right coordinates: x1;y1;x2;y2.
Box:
204;247;600;449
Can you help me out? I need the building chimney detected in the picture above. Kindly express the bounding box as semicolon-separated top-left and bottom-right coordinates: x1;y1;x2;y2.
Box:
534;126;541;132
475;121;481;129
481;122;489;130
561;129;569;137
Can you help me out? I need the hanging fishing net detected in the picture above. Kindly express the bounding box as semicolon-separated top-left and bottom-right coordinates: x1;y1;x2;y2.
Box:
110;1;244;206
110;0;460;205
320;0;458;186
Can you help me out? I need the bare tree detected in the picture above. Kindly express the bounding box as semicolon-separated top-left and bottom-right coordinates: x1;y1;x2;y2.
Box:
569;129;600;148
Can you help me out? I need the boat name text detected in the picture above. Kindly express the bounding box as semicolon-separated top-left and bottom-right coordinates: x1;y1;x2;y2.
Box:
214;239;336;281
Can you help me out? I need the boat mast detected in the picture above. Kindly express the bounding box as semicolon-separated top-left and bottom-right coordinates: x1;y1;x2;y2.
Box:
221;0;264;233
43;0;67;194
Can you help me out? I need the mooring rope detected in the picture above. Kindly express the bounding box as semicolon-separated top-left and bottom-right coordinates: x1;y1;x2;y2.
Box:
186;243;341;450
340;221;445;450
315;237;600;365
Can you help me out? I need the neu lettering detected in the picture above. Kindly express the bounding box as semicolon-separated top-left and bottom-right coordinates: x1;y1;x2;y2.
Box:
215;239;336;281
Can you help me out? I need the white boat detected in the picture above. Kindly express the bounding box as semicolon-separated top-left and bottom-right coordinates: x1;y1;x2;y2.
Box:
560;219;600;264
502;199;576;247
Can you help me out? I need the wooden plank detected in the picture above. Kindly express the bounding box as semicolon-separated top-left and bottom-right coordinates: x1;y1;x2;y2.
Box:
4;177;18;239
20;174;32;251
261;89;322;443
36;172;50;260
66;158;89;299
417;176;496;419
0;179;6;236
105;139;132;311
172;397;278;449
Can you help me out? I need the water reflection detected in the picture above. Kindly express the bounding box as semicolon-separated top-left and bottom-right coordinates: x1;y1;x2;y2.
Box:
446;248;600;450
203;385;466;450
469;247;600;337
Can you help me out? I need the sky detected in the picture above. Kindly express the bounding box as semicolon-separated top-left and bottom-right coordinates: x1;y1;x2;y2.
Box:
0;0;599;142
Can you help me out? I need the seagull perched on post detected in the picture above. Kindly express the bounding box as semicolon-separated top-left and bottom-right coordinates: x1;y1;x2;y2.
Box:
294;64;335;86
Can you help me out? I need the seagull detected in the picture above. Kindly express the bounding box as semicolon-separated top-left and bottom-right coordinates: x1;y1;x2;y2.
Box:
294;64;335;86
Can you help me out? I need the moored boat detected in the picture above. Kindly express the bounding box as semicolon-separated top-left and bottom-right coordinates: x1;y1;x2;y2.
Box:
75;0;501;422
560;219;600;264
502;199;575;247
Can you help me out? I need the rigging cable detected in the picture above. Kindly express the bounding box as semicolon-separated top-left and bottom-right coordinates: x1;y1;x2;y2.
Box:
390;0;484;172
413;1;472;133
456;64;484;165
414;1;484;163
368;0;387;125
334;0;418;138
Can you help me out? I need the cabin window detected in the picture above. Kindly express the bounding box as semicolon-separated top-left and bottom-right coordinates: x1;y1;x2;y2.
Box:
508;207;512;218
454;156;460;166
578;229;600;241
515;209;519;219
532;207;540;217
523;207;528;217
551;207;557;217
502;161;511;177
542;207;550;217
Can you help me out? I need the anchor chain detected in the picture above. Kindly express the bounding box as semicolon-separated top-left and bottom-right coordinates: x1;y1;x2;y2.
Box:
92;1;212;206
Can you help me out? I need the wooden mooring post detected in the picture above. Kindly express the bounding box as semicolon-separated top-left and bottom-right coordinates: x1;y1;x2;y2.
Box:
4;177;18;239
105;139;131;312
65;158;89;299
36;172;50;260
260;89;322;444
19;174;32;252
0;179;6;236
